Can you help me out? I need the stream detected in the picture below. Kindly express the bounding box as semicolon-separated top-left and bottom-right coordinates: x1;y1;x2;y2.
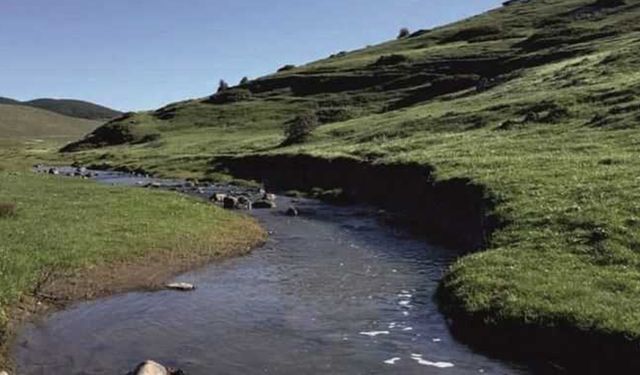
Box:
14;168;531;374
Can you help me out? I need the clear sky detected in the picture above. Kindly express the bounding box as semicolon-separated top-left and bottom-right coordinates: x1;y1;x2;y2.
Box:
0;0;504;111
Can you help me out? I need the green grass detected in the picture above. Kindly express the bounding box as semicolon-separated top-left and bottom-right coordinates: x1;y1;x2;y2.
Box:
0;171;264;368
62;0;640;348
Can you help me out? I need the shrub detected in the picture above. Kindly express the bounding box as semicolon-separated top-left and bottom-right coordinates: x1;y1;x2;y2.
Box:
278;64;296;72
217;79;229;93
397;28;410;39
239;76;250;85
282;112;318;145
0;202;16;218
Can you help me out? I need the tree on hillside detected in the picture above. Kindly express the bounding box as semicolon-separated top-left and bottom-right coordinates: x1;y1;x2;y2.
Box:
217;79;229;93
282;112;318;146
240;76;250;85
397;27;410;39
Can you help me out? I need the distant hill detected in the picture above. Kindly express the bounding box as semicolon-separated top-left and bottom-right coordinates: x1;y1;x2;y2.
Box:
0;104;101;138
0;97;21;106
0;97;121;120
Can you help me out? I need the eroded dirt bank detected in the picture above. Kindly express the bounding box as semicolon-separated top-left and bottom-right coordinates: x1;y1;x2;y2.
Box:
215;154;501;252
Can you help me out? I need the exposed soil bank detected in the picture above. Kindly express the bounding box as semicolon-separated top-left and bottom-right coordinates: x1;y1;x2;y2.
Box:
215;154;640;374
214;154;500;252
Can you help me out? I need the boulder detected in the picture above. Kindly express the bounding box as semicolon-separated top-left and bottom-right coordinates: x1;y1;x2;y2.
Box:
223;196;239;209
286;206;299;217
237;196;252;210
48;168;59;175
253;200;276;209
127;360;185;375
1;370;9;375
263;193;277;202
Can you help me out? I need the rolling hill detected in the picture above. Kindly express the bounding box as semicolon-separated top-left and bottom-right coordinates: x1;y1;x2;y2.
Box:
62;0;640;370
0;104;101;139
0;96;121;120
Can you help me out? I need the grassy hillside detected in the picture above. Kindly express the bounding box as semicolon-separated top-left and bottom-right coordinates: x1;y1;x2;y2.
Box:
0;104;101;139
63;0;640;365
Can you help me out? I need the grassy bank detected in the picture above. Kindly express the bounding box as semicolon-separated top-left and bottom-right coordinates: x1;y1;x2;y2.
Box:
59;0;640;366
0;171;264;368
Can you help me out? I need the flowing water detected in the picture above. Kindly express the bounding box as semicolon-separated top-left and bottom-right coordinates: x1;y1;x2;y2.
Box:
14;169;530;374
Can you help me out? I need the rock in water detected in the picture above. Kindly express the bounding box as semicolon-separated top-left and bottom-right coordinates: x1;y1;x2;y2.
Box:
237;196;252;210
223;196;238;209
263;193;277;202
166;282;196;292
127;360;185;375
286;206;299;217
129;361;167;375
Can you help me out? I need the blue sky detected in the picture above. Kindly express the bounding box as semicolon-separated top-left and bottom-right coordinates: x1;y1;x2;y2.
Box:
0;1;503;111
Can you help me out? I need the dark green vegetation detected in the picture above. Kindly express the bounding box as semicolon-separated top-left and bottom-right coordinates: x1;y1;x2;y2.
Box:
0;96;121;120
63;0;640;368
0;169;264;368
0;104;101;139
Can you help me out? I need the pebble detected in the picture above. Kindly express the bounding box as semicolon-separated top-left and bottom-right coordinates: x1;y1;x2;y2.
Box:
166;282;196;292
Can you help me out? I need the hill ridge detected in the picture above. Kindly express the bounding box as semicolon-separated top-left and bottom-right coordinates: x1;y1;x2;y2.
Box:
0;96;121;120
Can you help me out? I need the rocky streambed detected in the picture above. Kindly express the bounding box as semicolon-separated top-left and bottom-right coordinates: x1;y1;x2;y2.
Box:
14;167;533;374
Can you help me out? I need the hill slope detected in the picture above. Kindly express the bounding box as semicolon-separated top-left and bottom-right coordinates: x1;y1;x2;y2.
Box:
63;0;640;369
0;104;101;139
0;97;121;120
24;98;121;120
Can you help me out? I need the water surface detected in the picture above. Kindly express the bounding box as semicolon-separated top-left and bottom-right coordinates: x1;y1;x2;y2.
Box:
15;170;529;374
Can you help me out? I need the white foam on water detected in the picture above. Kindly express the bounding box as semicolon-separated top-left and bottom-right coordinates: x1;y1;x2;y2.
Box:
388;322;397;329
410;354;454;369
403;311;410;316
432;338;442;343
359;331;390;337
402;327;413;331
384;357;401;365
398;293;412;298
399;300;411;307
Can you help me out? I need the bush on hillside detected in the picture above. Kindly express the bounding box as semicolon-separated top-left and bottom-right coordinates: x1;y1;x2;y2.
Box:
397;28;410;39
282;112;318;146
217;79;229;93
239;76;250;85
